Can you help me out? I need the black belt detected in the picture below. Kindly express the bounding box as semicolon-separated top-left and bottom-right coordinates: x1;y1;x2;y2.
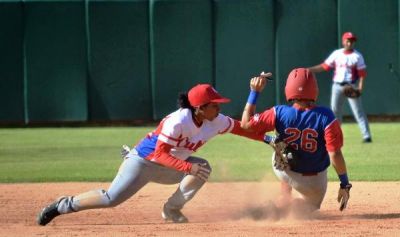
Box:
335;82;354;86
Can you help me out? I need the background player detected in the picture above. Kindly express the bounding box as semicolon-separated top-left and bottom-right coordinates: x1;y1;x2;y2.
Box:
37;84;266;225
240;68;352;214
308;32;372;143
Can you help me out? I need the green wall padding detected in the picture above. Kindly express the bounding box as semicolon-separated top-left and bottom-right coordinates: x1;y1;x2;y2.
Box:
24;1;88;122
1;0;400;124
0;2;24;122
151;0;213;119
214;0;275;118
275;0;337;107
339;0;400;115
88;0;152;121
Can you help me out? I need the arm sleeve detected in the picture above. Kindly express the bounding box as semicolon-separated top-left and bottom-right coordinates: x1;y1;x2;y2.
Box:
215;114;235;134
321;63;332;71
357;54;367;70
157;117;183;146
324;51;337;69
357;54;367;77
324;119;343;152
358;69;367;78
150;140;192;173
230;119;264;141
247;108;276;134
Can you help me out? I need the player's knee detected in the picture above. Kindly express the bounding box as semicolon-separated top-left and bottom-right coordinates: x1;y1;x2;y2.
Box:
95;189;118;207
94;189;122;208
203;160;212;173
105;191;125;208
198;160;212;182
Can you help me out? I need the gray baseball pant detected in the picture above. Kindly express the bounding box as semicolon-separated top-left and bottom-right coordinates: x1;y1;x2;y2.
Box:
57;150;209;214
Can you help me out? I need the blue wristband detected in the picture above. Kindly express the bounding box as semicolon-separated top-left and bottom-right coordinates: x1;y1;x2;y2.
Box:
339;173;349;187
247;90;259;105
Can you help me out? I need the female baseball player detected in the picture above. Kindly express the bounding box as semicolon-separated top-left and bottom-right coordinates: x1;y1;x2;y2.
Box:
308;32;372;143
37;83;266;225
241;68;352;215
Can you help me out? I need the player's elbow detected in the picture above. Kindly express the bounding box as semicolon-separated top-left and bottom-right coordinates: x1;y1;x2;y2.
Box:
240;121;251;130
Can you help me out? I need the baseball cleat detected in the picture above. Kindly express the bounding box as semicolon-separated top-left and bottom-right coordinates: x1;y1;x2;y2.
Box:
363;137;372;143
162;204;188;223
37;197;65;226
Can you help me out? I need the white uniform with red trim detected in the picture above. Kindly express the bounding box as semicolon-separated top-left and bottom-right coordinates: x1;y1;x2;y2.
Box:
40;83;267;224
135;108;234;165
323;49;366;84
54;108;262;216
322;48;371;140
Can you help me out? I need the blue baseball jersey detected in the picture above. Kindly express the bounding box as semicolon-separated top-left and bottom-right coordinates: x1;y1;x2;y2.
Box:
249;104;343;173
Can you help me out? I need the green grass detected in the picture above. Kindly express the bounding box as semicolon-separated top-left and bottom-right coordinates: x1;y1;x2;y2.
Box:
0;123;399;183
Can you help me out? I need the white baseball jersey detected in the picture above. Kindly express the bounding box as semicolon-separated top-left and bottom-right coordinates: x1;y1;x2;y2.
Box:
323;49;366;83
134;108;235;161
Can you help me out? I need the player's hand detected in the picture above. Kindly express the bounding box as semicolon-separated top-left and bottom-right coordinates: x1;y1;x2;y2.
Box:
190;163;211;181
250;76;266;92
337;183;352;211
121;144;131;159
250;71;272;92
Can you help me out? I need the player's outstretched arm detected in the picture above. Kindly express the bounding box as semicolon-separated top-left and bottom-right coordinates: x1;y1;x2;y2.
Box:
307;64;325;73
329;150;347;174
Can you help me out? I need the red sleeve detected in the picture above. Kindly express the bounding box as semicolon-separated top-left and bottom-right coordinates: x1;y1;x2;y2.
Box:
150;141;192;173
324;120;343;152
358;69;367;78
247;108;276;134
230;120;264;141
321;63;331;71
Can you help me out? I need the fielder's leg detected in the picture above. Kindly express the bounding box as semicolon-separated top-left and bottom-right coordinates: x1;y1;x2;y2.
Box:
348;97;372;142
331;83;346;123
37;154;150;225
159;157;212;223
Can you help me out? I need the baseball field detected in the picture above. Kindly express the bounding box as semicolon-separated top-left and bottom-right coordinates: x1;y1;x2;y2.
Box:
1;123;400;236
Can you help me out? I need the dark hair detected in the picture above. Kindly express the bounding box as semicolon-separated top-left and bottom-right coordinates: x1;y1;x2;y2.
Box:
177;92;195;111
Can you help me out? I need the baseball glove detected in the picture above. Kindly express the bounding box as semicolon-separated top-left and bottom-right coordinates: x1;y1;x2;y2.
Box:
264;135;299;171
343;85;361;98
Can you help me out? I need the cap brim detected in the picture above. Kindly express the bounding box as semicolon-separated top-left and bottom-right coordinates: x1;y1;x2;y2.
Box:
210;98;231;104
344;37;357;41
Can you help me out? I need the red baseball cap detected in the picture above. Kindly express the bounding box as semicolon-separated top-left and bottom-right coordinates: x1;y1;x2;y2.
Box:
342;32;357;42
188;84;230;107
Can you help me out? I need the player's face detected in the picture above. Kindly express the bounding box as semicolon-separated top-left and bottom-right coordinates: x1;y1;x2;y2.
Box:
200;102;220;121
342;39;355;50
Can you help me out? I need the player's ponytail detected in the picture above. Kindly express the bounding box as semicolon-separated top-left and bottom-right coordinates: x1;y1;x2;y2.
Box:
177;92;195;112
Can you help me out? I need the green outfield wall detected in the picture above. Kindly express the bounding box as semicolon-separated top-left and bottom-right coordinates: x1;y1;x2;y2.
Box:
214;0;276;116
88;0;152;121
24;0;88;122
0;0;399;123
150;0;214;120
0;2;24;123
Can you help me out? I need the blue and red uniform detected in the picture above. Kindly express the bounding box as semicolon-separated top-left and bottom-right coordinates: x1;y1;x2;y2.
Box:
248;104;343;174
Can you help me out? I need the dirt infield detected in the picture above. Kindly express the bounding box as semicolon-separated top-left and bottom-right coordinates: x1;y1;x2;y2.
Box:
0;182;399;237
